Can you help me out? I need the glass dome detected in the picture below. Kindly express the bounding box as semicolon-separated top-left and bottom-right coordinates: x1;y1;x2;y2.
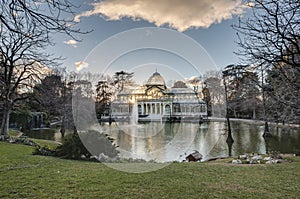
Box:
146;72;166;86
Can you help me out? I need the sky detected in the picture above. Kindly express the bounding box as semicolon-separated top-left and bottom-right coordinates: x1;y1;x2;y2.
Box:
49;0;250;83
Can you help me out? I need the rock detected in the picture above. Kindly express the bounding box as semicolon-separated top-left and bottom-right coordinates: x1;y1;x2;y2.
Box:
266;160;273;164
9;139;16;143
263;157;271;161
232;159;242;164
280;154;296;158
239;154;248;159
252;155;262;160
98;153;109;162
275;159;285;163
266;159;278;164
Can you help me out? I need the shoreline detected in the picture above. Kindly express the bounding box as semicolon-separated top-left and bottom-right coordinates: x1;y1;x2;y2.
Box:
208;117;300;129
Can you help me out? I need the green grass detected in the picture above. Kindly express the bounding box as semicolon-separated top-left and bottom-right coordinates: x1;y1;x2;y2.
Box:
8;129;21;137
29;138;60;150
8;129;60;150
0;142;299;198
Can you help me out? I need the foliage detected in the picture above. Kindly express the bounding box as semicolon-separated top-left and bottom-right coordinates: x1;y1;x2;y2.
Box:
54;132;91;160
265;66;300;124
95;80;113;117
30;138;60;150
203;72;224;117
233;0;300;124
54;130;119;160
9;107;32;132
223;65;261;119
113;70;134;92
202;83;212;116
31;75;64;118
95;71;134;118
33;145;56;156
0;0;86;136
172;81;188;88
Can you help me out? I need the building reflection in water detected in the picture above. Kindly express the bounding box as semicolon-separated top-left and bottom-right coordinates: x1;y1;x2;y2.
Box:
24;121;299;162
64;121;300;162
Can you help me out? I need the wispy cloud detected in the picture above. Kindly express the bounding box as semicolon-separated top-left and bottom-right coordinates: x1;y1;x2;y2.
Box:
64;39;78;47
75;61;89;71
75;0;246;32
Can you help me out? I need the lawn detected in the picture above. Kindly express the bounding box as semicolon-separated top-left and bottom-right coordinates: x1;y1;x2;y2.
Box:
0;142;299;198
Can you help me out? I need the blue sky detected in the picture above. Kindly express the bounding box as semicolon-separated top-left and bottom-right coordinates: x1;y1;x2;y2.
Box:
48;0;249;82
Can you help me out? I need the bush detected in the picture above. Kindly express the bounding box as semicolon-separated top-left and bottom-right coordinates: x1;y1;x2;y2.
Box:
33;145;55;156
54;130;119;160
54;132;90;159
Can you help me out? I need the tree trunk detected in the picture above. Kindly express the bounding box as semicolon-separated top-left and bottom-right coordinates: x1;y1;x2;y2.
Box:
261;68;271;137
253;108;256;119
60;115;65;138
233;108;237;118
1;101;12;138
263;121;272;138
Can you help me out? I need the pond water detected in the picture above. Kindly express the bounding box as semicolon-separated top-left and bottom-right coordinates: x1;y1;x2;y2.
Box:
26;128;62;141
25;121;300;162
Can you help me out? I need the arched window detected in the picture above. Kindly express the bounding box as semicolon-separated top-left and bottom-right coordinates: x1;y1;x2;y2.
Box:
165;104;171;115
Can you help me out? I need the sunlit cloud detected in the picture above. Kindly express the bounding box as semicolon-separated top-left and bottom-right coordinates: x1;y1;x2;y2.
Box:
186;76;201;82
75;0;246;32
185;76;201;87
75;61;89;71
64;39;78;47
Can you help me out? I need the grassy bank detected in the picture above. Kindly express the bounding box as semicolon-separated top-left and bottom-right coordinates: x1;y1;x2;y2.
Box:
0;142;299;198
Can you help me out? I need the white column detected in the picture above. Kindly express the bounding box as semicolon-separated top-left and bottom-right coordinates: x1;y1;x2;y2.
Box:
146;103;148;114
141;103;144;114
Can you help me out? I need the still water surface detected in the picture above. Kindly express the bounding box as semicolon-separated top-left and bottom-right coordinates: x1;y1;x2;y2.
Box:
26;121;300;162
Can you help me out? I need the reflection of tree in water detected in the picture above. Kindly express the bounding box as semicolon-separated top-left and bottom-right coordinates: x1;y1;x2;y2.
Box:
230;122;266;156
227;141;233;157
266;127;300;154
95;122;300;162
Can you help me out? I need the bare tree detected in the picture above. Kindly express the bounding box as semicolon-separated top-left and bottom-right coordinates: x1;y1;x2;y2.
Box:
233;0;300;126
0;23;52;137
0;1;86;138
0;0;84;39
233;0;299;78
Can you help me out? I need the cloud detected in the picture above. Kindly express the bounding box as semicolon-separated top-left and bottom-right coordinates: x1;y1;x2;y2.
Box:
75;61;89;71
186;76;201;82
75;0;246;31
64;39;78;46
185;76;201;87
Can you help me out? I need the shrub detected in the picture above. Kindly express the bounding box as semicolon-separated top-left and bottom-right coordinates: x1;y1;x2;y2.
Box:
33;145;55;156
54;132;90;159
54;130;119;160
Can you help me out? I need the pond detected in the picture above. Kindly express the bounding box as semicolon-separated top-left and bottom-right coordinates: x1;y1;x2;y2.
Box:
26;128;62;141
25;121;300;162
